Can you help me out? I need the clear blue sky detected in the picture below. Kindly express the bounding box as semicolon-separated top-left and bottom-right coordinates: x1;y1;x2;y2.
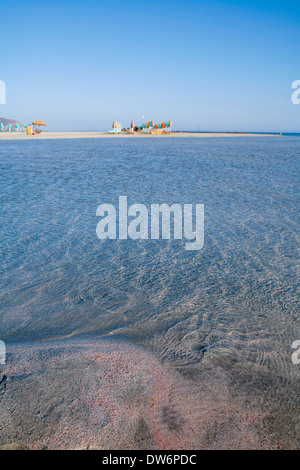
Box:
1;0;299;132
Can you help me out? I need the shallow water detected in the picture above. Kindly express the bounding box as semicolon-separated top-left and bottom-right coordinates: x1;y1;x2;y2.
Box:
0;137;299;448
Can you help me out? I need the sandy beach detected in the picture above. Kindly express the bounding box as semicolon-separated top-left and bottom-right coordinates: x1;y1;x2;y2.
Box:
0;339;276;450
0;131;278;140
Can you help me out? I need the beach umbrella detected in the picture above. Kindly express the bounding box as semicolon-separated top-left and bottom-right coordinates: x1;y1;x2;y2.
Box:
32;119;47;126
112;121;121;129
32;119;47;132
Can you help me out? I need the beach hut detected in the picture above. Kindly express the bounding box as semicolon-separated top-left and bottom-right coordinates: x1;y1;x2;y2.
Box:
32;119;47;133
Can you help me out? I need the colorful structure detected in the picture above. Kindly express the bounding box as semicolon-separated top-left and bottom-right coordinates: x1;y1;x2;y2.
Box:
141;120;154;130
108;119;172;134
109;121;122;134
141;120;172;134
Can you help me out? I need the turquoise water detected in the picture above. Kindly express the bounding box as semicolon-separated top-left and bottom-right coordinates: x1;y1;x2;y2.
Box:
0;137;299;447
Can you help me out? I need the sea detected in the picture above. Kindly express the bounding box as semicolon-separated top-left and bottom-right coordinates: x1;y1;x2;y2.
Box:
0;136;299;449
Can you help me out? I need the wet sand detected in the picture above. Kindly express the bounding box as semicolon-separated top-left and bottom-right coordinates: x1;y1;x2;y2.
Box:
0;338;282;450
0;131;278;140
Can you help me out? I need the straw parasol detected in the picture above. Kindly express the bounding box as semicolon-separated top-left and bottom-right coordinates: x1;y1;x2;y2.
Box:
32;119;47;126
32;119;47;132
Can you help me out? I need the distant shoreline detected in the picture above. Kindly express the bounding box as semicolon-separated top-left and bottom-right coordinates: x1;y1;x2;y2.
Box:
0;131;281;140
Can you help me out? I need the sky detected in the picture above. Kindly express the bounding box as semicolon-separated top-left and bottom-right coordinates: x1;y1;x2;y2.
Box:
0;0;299;132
